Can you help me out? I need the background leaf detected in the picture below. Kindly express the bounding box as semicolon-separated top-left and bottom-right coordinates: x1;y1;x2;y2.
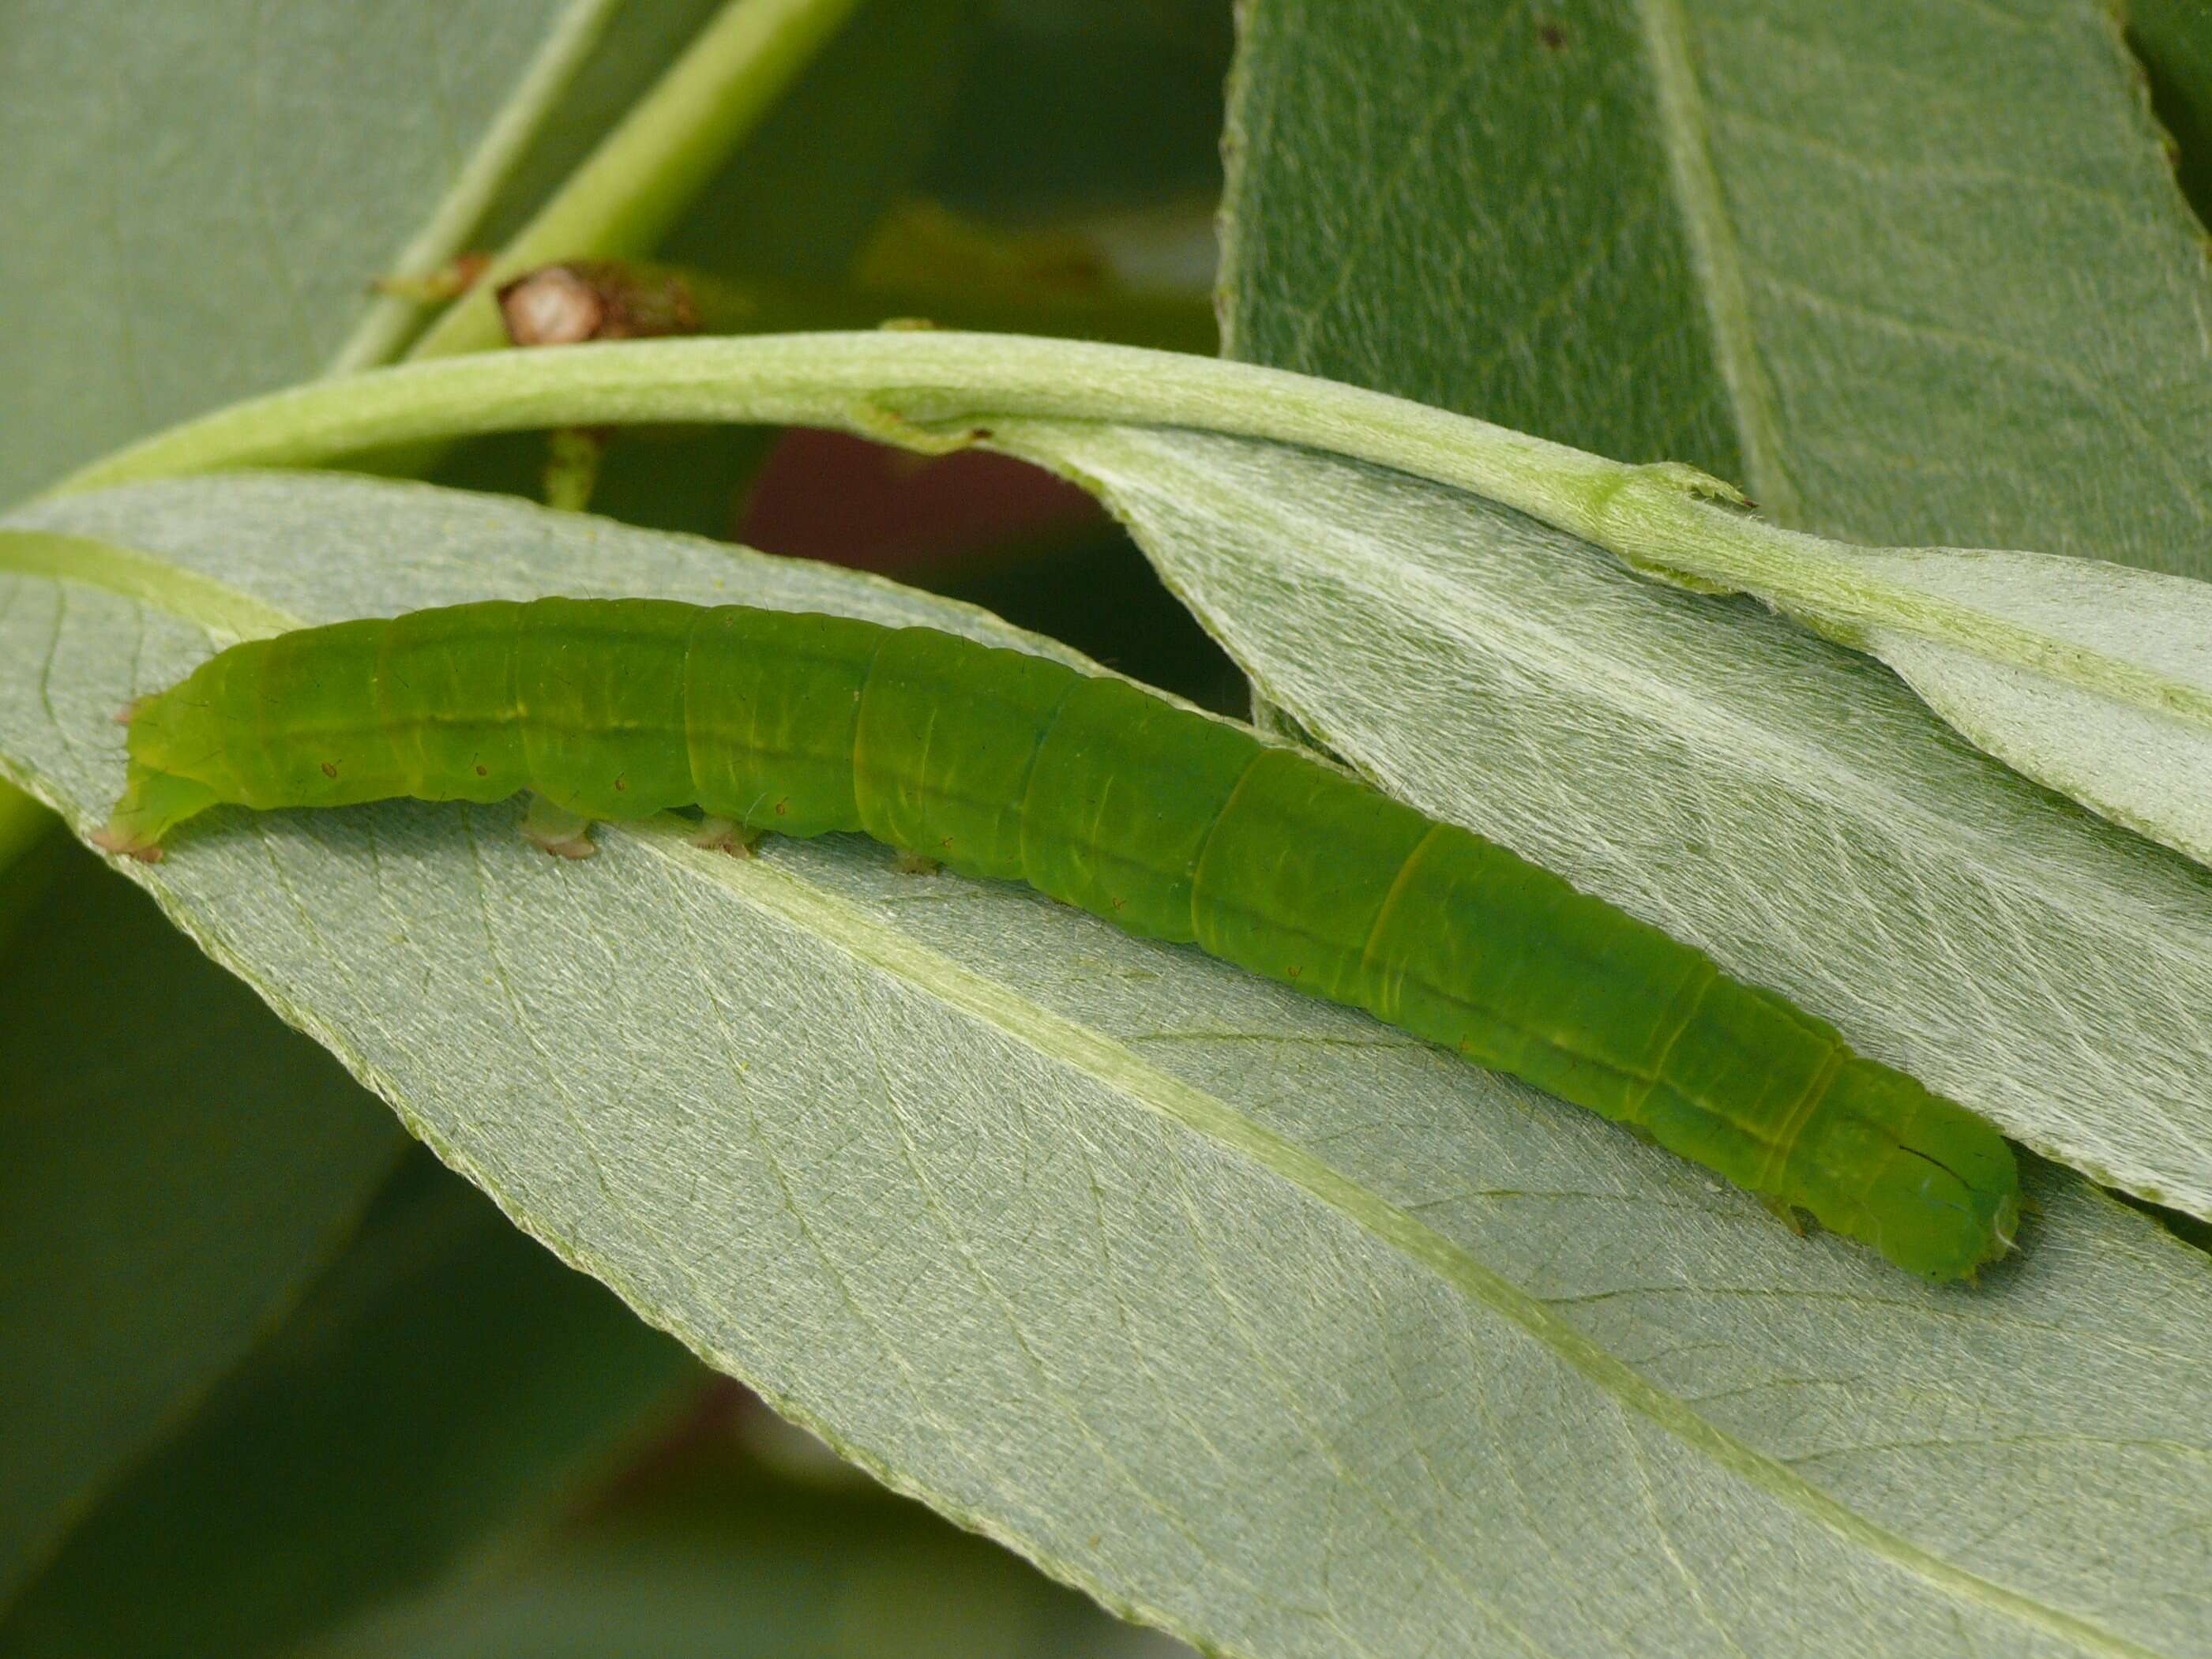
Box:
1222;0;2212;575
1219;0;1743;475
306;1394;1185;1659
1;472;2207;1656
0;1148;697;1658
2128;0;2212;228
648;0;984;291
0;0;622;505
922;0;1233;218
0;840;407;1614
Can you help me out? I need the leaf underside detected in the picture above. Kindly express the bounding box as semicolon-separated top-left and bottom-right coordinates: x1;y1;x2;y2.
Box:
0;474;2206;1658
1215;0;2212;1221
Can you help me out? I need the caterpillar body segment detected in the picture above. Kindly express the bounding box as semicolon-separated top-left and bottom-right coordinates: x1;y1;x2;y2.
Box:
100;597;2020;1282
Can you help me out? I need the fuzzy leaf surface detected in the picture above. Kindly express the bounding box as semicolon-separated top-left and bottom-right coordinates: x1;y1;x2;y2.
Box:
0;473;2206;1657
45;329;2212;1218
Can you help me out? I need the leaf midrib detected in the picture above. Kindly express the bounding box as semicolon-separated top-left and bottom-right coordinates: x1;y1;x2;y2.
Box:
0;527;2146;1657
643;822;2146;1658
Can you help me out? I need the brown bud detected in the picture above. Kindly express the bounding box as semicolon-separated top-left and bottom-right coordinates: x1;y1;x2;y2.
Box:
494;262;700;347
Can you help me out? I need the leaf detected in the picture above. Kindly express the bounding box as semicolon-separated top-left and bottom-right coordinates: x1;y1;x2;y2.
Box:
0;472;2208;1657
0;1149;697;1658
1469;478;2212;874
1651;535;2212;869
1222;0;2212;577
38;329;2212;1218
2128;0;2212;227
0;0;625;504
307;1411;1185;1659
0;839;407;1614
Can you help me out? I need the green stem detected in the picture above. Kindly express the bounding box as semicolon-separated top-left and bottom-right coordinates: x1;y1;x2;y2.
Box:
407;0;876;361
327;0;627;373
47;328;2212;745
54;329;1628;507
509;257;1219;354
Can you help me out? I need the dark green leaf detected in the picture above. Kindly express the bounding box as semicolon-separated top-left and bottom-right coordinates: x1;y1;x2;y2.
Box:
925;0;1233;216
308;1413;1185;1659
660;0;986;284
0;1150;697;1659
0;842;406;1613
2128;0;2212;231
1223;0;2212;572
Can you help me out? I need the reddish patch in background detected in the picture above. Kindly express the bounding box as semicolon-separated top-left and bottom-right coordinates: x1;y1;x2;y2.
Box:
738;428;1102;572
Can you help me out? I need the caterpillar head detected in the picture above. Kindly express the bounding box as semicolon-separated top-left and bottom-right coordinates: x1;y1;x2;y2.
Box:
92;685;226;859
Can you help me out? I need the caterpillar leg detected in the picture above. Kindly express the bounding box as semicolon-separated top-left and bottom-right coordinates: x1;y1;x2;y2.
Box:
691;816;762;857
1759;1195;1810;1237
893;849;942;875
521;796;597;860
92;764;221;861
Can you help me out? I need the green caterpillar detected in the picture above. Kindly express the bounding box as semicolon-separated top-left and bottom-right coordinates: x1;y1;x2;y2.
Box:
96;598;2019;1282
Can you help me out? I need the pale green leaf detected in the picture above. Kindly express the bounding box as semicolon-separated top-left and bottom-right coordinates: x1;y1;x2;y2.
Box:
0;472;2206;1657
1434;478;2212;875
39;330;2212;1218
1614;531;2212;870
0;0;623;504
